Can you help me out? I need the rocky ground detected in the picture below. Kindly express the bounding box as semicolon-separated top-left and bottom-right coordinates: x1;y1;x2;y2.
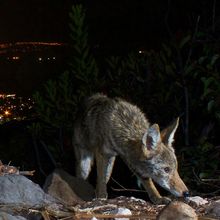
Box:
0;164;220;220
72;196;220;219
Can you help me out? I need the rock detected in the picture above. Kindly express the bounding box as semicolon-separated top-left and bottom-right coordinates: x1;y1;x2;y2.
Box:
186;196;208;206
157;201;198;220
0;174;57;205
116;207;132;220
43;169;83;205
0;174;60;220
0;211;28;220
44;168;95;203
206;200;220;218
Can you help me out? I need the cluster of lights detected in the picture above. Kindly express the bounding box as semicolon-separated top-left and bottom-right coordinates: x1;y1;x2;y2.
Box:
38;56;56;61
12;56;20;60
5;56;57;62
0;94;34;123
7;56;20;61
138;50;146;54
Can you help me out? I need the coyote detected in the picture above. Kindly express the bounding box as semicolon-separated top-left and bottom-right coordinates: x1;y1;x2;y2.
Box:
73;94;189;204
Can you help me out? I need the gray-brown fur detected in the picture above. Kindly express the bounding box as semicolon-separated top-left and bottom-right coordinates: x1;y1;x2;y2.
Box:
73;94;188;204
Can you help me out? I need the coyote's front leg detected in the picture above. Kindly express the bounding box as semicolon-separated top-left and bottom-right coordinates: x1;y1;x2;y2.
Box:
141;178;171;204
95;150;116;198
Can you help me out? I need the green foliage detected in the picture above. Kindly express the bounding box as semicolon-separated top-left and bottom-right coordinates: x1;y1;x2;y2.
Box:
33;72;76;130
105;53;147;99
30;71;76;162
69;4;99;99
105;47;184;120
157;35;220;192
30;4;99;163
200;56;220;120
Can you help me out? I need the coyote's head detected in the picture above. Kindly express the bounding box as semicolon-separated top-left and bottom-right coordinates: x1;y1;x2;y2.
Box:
136;118;189;198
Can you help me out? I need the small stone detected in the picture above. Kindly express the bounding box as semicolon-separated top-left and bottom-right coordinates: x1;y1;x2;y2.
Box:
116;207;132;220
186;196;208;206
157;201;198;220
206;200;220;218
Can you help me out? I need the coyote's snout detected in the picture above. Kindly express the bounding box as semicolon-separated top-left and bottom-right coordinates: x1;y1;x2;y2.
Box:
73;94;189;204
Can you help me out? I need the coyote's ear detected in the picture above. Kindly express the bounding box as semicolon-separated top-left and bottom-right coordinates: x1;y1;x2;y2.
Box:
161;117;179;147
142;124;161;153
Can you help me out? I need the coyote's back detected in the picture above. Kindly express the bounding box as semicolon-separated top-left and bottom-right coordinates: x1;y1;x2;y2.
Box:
73;94;189;204
73;93;149;153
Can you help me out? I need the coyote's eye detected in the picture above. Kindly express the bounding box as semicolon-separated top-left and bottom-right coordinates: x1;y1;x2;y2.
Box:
164;167;171;173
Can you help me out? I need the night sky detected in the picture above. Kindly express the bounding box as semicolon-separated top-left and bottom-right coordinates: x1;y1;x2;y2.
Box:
0;0;72;42
0;0;216;45
0;0;218;94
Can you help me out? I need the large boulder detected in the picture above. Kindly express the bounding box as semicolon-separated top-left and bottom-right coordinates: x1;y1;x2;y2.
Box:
0;212;28;220
0;174;60;220
0;174;57;205
44;168;95;205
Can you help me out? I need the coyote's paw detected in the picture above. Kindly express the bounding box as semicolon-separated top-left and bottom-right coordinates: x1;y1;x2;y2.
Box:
96;186;108;199
153;196;171;205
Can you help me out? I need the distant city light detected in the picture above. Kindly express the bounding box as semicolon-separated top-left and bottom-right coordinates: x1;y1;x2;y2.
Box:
6;94;16;97
0;94;16;98
38;57;42;61
0;93;34;123
12;56;20;60
0;41;65;50
4;110;10;116
0;41;67;55
138;50;146;54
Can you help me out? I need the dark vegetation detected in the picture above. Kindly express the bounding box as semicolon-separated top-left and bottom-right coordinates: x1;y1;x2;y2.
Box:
1;3;220;200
